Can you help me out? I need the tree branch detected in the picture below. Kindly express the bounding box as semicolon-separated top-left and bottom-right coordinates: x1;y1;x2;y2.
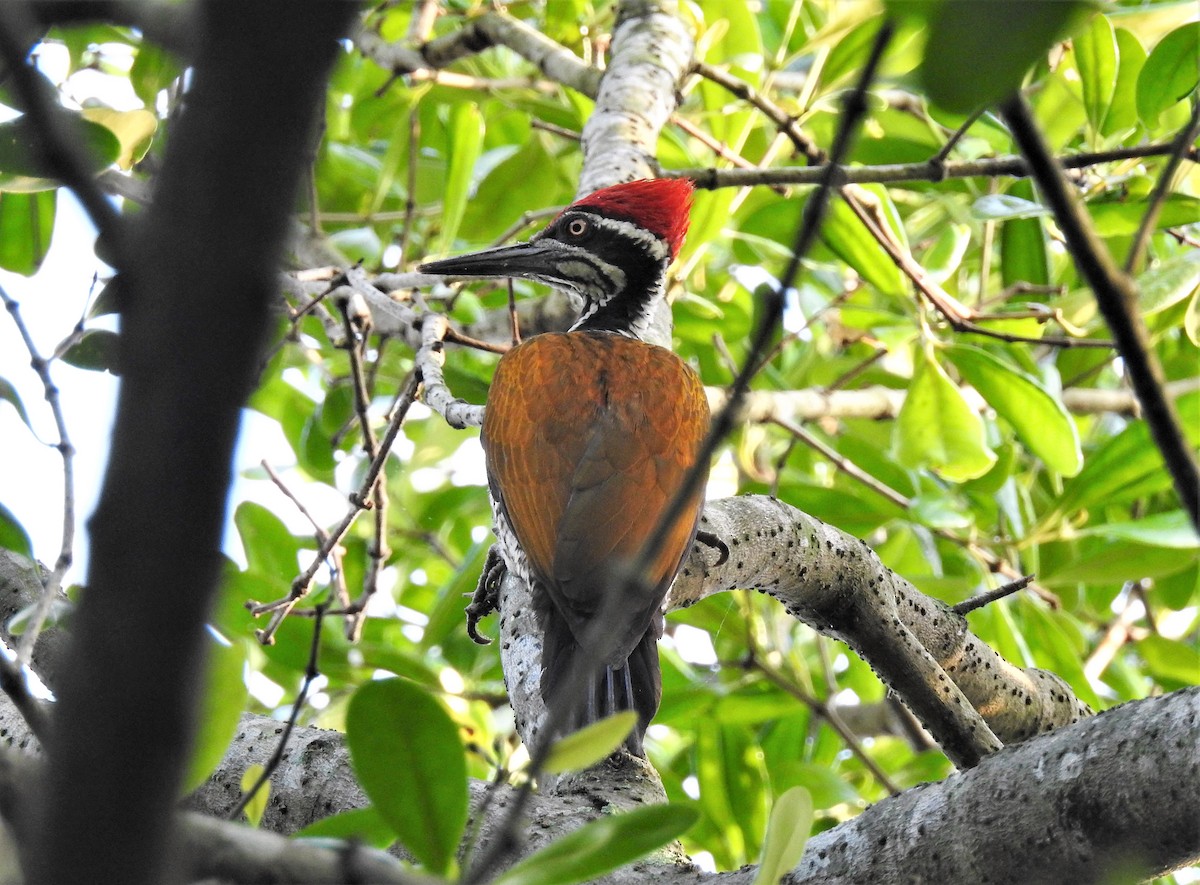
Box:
671;497;1088;750
357;11;602;98
999;95;1200;532
669;141;1196;189
176;688;1200;882
0;287;76;668
20;5;358;884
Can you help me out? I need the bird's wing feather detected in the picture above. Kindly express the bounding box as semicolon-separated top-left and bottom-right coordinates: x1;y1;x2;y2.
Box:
482;333;709;667
482;334;604;586
551;337;709;665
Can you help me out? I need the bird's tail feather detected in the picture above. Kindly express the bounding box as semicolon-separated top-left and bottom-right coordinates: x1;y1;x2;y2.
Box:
540;616;661;757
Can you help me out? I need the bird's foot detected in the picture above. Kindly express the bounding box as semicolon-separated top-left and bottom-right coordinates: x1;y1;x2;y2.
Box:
466;545;506;644
694;529;730;566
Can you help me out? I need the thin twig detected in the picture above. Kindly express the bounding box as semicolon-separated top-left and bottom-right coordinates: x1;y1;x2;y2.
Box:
247;370;422;643
930;107;986;167
671;141;1196;190
772;417;909;509
398;108;420;265
261;460;351;610
506;278;521;346
999;94;1200;532
768;413;1058;606
0;285;76;667
489;207;563;248
693;60;823;164
337;297;390;640
443;325;511;354
749;650;902;795
229;602;328;821
529;118;581;141
1123;100;1200;275
841;185;1114;349
951;576;1034;615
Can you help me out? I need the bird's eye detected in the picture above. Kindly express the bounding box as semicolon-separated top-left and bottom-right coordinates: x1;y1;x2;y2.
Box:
566;218;589;238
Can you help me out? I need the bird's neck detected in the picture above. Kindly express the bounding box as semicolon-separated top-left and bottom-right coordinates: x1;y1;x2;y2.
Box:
569;274;667;342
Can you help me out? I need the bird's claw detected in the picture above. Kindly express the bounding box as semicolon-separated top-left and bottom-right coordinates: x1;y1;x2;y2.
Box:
466;546;506;645
694;529;730;566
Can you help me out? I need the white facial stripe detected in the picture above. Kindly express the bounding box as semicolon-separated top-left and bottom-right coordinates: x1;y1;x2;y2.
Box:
588;215;671;263
542;243;627;302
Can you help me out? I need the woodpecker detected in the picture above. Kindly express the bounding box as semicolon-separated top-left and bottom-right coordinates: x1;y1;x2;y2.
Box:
420;178;709;756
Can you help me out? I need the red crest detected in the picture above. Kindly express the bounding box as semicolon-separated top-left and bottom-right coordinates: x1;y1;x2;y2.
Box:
570;178;694;260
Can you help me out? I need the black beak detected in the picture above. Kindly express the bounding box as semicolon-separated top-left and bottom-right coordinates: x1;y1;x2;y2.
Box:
419;240;570;281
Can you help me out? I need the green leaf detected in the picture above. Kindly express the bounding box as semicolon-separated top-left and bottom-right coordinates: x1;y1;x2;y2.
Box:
1073;13;1118;132
821;194;907;297
59;329;120;374
81;108;157;171
1042;537;1192;586
0;190;56;275
0;115;121;192
239;764;270;828
234;501;300;582
0;377;32;430
435;103;484;254
1135;252;1200;317
491;803;699;885
1186;289;1200;347
912;0;1092;113
542;712;638;774
0;501;33;558
768;762;861;811
946;344;1082;476
1137;634;1200;688
1089;194;1200;238
972;193;1050;222
130;41;182;107
1074;510;1200;549
753;787;813;885
294;806;397;850
182;635;248;794
921;223;970;285
1136;22;1199;127
1053;392;1199;517
1102;28;1146;135
895;346;997;481
999;180;1049;287
346;678;467;875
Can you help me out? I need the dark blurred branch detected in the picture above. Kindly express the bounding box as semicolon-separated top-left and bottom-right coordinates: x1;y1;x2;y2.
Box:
999;94;1200;532
1123;100;1200;274
22;4;359;885
23;1;196;56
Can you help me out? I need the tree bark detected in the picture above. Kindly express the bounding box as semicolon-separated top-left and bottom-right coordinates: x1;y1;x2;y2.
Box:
11;4;358;884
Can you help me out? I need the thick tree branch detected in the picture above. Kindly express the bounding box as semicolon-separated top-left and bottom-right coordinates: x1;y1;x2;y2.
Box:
20;5;358;885
672;497;1089;749
167;689;1200;882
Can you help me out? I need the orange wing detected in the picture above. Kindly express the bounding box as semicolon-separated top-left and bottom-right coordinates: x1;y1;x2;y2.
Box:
481;332;709;666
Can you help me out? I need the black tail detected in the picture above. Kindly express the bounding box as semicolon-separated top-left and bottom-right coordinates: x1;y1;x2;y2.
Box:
539;613;662;757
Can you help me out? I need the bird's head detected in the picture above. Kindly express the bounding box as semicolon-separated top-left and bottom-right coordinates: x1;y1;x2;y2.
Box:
420;178;693;338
